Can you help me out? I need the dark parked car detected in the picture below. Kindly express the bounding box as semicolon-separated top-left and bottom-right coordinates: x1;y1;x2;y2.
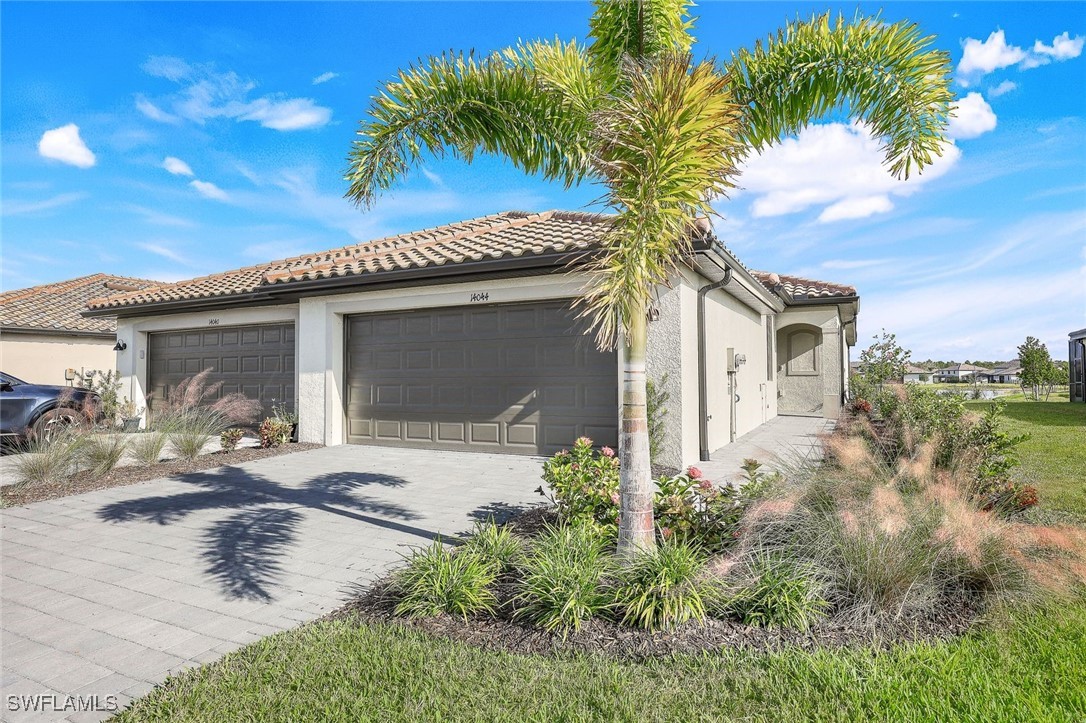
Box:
0;372;100;443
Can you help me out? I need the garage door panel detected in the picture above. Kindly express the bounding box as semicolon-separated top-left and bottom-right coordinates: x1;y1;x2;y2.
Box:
148;323;295;422
345;301;617;455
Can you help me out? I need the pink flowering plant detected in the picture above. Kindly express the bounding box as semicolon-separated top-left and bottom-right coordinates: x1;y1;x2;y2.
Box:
539;437;620;529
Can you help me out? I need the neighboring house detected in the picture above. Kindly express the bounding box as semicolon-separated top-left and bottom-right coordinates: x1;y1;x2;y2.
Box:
1071;328;1086;404
981;363;1022;384
1;274;160;385
84;211;859;469
903;364;932;384
932;363;986;383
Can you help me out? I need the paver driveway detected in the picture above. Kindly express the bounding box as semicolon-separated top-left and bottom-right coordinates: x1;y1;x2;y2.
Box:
0;446;545;722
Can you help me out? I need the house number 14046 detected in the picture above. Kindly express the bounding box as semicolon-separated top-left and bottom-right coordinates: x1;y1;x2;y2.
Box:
470;292;489;303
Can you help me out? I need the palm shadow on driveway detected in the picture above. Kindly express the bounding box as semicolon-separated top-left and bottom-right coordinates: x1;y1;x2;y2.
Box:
97;466;437;602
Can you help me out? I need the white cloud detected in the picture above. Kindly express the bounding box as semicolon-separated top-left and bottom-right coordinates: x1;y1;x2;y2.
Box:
237;97;332;131
136;242;189;264
135;96;181;124
142;55;192;82
312;71;338;85
2;192;88;216
139;57;332;132
988;80;1017;97
37;124;96;168
959;29;1084;78
948;92;997;139
190;179;229;201
958;30;1026;76
1033;31;1084;61
737;122;960;223
818;196;894;222
162;156;194;176
121;204;196;228
421;168;446;188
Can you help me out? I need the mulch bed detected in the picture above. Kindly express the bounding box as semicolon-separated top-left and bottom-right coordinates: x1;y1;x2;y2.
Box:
331;506;981;661
0;443;322;507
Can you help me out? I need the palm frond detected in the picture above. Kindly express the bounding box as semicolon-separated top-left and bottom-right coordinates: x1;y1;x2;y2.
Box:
588;0;696;72
726;13;954;179
583;54;743;347
346;43;598;208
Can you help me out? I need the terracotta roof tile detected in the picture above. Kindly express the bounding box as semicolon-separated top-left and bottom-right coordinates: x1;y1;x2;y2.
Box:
85;211;858;313
1;273;162;334
750;271;857;300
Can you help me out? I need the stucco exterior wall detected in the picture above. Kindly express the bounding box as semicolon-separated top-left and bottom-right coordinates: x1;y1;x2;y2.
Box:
0;333;117;386
776;306;846;419
113;305;300;419
645;279;686;470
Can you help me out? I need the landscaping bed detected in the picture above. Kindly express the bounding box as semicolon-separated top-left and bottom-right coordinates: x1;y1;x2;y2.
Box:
0;442;321;507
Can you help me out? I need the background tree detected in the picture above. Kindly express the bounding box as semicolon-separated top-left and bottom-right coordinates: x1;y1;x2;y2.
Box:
1018;336;1058;401
858;329;912;389
345;0;953;554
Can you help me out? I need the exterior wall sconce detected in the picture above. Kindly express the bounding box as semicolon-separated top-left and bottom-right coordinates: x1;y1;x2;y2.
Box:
113;340;127;352
647;307;661;322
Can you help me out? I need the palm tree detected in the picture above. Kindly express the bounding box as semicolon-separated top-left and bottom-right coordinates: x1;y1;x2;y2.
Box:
345;1;953;555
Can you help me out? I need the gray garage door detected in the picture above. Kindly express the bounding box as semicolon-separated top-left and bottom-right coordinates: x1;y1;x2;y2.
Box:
148;323;295;421
345;301;617;455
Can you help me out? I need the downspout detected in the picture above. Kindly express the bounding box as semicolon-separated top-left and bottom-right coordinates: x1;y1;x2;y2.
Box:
697;266;733;462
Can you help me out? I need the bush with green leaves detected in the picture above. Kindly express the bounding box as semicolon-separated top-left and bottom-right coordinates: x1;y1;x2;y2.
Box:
539;437;619;528
259;418;293;449
612;538;708;631
514;524;614;634
393;540;498;620
129;431;168;466
220;428;245;453
459;520;525;573
85;369;123;426
81;433;129;477
654;465;768;552
716;555;828;630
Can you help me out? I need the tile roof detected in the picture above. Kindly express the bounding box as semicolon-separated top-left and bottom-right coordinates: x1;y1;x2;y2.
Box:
84;210;859;313
750;271;857;300
1;274;161;335
87;210;610;311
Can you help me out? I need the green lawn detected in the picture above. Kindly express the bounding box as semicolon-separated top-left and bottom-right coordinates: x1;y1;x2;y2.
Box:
117;401;1086;723
965;393;1086;515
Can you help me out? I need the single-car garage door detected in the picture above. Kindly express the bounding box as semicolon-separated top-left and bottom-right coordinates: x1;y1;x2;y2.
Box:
148;323;295;420
345;301;617;455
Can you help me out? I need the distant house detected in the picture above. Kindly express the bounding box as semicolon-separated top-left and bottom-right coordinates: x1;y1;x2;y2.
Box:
981;363;1022;384
1071;328;1086;403
0;274;160;385
903;364;932;384
933;363;987;383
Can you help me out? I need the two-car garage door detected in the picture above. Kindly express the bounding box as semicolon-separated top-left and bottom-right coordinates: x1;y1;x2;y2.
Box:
344;301;618;455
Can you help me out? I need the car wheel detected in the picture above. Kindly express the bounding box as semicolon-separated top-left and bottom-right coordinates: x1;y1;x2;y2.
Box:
30;408;82;443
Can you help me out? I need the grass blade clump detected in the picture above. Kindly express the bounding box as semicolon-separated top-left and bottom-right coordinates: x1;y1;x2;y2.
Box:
393;540;498;620
514;523;614;634
715;554;827;630
10;429;86;487
163;408;230;461
82;433;129;477
129;431;168;465
612;538;708;631
459;519;525;573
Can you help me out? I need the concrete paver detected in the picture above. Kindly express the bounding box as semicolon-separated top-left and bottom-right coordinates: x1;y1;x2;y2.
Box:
699;415;835;485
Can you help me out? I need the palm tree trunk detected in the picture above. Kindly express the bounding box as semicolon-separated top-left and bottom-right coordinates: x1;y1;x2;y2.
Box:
617;300;655;555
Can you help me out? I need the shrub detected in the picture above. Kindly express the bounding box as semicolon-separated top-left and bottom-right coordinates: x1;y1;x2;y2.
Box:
85;369;123;426
717;555;828;630
459;520;525;573
539;437;619;528
81;433;129;477
612;539;708;630
514;524;614;634
10;429;87;487
129;431;168;465
654;465;767;552
220;428;245;453
393;540;497;620
258;418;293;448
165;408;230;461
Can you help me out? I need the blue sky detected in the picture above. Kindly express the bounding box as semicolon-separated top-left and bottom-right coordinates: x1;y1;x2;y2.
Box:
2;1;1083;361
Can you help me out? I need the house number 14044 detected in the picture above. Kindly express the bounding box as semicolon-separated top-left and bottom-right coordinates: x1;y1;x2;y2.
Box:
208;318;220;325
470;292;489;303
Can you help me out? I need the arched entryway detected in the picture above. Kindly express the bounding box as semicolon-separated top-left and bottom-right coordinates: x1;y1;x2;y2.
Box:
776;324;824;416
